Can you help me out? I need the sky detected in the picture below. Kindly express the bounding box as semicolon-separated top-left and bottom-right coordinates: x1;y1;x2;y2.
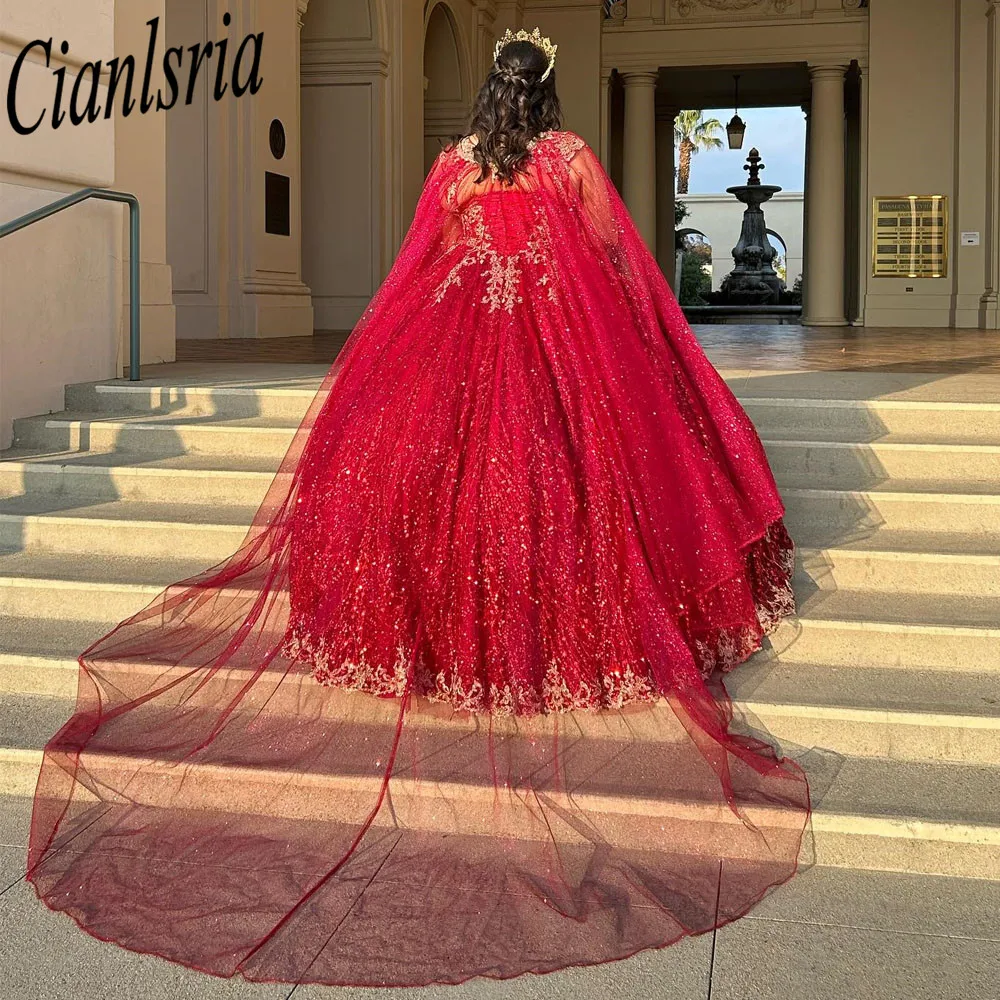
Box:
679;106;806;195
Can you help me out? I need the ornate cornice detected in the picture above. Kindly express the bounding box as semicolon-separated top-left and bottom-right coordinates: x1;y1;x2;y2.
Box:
673;0;793;16
300;42;391;80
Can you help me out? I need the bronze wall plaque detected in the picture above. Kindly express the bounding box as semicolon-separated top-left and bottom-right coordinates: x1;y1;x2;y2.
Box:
872;196;948;278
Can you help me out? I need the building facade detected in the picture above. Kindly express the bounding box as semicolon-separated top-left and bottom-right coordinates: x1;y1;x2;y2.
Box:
680;192;805;292
2;0;1000;447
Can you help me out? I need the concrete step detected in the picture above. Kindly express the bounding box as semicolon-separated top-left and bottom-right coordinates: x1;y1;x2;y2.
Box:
1;533;998;631
726;660;1000;766
5;454;1000;553
1;691;997;879
64;378;322;422
11;411;300;460
741;397;1000;445
769;589;1000;671
2;494;997;600
0;616;114;696
0;449;277;506
781;486;1000;543
0;551;220;620
12;410;1000;488
0;498;254;560
796;541;1000;597
763;438;1000;488
3;606;999;765
62;377;1000;445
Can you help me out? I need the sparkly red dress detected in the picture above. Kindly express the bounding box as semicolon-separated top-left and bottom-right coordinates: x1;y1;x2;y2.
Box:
28;131;810;987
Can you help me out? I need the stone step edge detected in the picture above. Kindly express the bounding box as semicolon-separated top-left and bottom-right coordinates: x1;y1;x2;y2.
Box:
2;653;998;737
0;462;274;482
20;417;1000;452
1;747;997;850
3;459;1000;506
73;382;1000;412
4;512;1000;564
741;398;1000;413
4;576;1000;638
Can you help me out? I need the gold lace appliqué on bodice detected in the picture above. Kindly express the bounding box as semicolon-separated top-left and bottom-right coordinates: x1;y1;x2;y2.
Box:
430;132;588;315
433;200;559;314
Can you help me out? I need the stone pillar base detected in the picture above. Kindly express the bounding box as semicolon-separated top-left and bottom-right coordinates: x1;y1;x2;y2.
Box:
238;279;315;339
981;293;1000;330
801;315;849;327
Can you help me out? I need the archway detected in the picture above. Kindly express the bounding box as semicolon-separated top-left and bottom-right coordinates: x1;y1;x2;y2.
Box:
676;228;713;306
767;229;788;284
423;3;468;175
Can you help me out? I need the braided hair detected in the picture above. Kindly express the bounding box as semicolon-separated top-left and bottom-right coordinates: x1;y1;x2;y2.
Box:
460;40;563;185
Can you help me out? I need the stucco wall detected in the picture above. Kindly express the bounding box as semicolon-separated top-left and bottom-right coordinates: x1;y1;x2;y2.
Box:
0;1;118;449
680;192;804;291
863;0;1000;328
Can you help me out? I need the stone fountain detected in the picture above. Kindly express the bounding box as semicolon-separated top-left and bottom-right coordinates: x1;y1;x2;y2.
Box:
682;148;802;325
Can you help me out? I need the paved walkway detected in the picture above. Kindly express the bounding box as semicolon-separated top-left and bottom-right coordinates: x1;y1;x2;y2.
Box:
3;796;1000;999
170;325;1000;376
2;788;998;998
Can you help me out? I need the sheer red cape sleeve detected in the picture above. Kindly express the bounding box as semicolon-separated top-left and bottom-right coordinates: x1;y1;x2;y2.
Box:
26;134;810;988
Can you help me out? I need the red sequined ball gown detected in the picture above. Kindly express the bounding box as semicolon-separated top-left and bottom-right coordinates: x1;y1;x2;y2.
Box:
28;131;809;988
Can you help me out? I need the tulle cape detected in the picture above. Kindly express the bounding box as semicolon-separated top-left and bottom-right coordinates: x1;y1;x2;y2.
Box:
27;132;810;987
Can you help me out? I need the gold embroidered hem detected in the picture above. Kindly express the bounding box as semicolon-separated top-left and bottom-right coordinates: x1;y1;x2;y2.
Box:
280;627;663;717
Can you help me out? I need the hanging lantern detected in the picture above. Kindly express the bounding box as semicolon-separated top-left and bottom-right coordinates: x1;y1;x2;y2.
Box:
727;74;746;150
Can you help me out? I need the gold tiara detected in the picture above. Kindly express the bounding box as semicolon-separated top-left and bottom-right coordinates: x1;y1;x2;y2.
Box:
494;28;558;82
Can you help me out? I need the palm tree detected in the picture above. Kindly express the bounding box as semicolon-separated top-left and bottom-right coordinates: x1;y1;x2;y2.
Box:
673;110;724;195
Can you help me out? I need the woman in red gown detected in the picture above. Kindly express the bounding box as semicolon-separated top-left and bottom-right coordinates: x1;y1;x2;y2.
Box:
28;31;810;988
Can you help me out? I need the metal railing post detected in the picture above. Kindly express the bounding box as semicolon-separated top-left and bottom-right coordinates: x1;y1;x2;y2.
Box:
127;196;141;381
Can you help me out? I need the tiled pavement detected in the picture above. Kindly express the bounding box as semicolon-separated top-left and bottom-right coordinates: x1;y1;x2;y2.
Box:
172;325;1000;376
2;796;998;1000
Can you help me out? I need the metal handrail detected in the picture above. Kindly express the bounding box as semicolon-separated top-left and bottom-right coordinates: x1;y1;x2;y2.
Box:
0;188;141;381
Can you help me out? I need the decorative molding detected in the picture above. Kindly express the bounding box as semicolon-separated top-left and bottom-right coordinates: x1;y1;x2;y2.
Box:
296;0;310;29
673;0;795;17
841;0;868;9
241;278;313;297
620;69;660;86
808;62;850;77
301;42;391;81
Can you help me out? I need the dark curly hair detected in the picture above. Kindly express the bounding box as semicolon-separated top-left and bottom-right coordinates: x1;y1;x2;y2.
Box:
461;40;563;185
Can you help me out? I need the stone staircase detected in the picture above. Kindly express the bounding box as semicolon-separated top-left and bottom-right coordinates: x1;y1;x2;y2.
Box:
1;368;999;878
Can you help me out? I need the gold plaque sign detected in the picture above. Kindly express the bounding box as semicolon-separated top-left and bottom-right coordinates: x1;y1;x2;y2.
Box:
873;196;948;278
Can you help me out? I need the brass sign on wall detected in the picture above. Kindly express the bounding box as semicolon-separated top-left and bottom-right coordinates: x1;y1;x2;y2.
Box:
872;196;948;278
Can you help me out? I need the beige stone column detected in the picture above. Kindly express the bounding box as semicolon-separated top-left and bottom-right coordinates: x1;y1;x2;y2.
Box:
656;107;678;284
231;0;313;338
115;0;176;364
800;100;811;310
803;64;848;327
599;69;613;168
621;70;659;252
982;0;1000;329
473;0;499;84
